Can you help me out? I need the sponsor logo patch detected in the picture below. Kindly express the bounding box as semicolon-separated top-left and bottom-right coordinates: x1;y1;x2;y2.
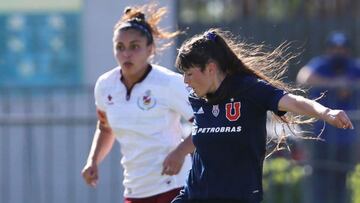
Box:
192;126;242;135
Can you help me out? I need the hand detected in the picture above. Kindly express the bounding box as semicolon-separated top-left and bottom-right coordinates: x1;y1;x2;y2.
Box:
324;109;354;129
161;148;186;176
81;162;99;187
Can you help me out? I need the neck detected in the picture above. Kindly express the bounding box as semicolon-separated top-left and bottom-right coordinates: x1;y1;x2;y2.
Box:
209;71;226;94
121;64;149;89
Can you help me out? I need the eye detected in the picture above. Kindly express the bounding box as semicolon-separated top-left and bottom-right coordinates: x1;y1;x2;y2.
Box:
130;44;140;50
116;44;125;51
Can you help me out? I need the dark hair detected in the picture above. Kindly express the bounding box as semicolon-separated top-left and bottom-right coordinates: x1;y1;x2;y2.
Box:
177;30;246;75
119;7;154;44
177;28;316;157
176;28;295;92
114;4;181;50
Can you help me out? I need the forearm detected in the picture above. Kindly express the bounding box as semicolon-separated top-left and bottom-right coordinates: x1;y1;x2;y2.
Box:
279;94;330;120
279;93;354;129
161;134;195;175
175;135;195;157
87;123;116;165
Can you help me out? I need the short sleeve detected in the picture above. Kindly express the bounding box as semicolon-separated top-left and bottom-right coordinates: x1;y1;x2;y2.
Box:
250;79;287;116
167;74;194;120
94;77;106;112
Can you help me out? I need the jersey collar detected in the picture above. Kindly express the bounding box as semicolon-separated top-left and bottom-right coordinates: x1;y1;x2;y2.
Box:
120;64;153;101
120;64;153;85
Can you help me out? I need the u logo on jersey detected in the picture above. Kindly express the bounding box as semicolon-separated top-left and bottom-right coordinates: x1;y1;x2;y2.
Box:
225;102;241;121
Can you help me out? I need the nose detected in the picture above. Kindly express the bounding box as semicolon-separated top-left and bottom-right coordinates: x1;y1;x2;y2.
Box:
183;74;189;85
122;49;132;58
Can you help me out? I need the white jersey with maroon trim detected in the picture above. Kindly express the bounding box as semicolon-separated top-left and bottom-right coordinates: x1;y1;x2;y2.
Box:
94;64;193;198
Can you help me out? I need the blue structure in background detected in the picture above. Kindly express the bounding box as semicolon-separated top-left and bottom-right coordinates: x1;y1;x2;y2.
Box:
0;13;81;86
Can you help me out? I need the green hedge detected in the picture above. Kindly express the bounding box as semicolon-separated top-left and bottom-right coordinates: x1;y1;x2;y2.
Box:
263;158;307;203
348;164;360;203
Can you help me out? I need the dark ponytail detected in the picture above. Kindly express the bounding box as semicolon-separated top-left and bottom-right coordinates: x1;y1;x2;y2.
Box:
114;4;181;50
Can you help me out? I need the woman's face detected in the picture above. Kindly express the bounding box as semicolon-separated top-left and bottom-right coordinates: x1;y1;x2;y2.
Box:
113;28;153;76
183;65;213;97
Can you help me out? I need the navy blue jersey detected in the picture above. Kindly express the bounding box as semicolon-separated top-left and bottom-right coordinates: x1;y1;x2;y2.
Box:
182;74;287;202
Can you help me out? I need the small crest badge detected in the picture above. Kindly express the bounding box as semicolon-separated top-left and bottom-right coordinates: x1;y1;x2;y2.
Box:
137;90;156;110
212;105;220;117
106;94;114;105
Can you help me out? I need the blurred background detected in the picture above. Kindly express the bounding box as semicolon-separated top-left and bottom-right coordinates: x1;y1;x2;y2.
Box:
0;0;359;202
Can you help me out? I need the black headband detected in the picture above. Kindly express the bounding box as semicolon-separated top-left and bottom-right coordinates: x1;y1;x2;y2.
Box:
119;20;153;43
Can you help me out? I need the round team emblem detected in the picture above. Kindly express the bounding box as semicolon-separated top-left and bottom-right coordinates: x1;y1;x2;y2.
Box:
137;90;156;110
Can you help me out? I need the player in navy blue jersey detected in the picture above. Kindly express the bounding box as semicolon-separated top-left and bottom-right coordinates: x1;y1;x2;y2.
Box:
171;28;354;203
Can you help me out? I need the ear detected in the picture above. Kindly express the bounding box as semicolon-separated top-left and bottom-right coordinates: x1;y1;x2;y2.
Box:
149;44;155;55
206;62;218;75
145;44;155;58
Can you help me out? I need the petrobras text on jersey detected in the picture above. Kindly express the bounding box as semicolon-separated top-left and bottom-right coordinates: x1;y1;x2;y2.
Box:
192;126;242;135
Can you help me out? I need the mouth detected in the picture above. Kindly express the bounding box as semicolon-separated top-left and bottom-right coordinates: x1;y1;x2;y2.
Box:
122;62;133;68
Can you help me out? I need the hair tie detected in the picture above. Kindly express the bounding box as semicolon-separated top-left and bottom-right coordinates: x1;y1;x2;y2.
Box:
205;31;217;42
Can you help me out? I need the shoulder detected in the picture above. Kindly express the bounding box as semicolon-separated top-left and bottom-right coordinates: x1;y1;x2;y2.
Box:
240;74;259;84
230;74;260;93
151;64;182;78
95;66;120;90
150;64;184;85
96;67;120;84
235;75;283;97
243;76;275;93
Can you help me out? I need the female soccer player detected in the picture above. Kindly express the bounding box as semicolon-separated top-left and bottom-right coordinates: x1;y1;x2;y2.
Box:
172;29;354;203
81;4;195;203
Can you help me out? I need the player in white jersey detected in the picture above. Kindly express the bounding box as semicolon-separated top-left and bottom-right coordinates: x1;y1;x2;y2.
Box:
81;4;195;203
